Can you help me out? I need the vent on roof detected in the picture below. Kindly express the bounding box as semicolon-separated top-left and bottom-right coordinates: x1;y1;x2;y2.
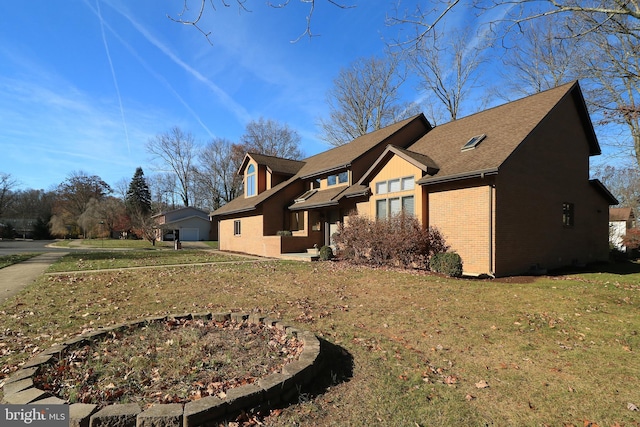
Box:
462;134;486;151
294;189;317;203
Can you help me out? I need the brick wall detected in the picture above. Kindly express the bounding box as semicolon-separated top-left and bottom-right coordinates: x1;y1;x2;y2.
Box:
428;182;494;275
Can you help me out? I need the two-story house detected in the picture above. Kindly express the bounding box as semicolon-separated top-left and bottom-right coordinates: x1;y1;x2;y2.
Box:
211;82;617;276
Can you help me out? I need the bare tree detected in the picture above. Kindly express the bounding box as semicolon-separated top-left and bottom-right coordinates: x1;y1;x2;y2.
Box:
390;0;640;46
0;173;18;219
147;127;197;207
596;164;640;213
498;18;580;99
167;0;355;43
195;137;243;210
409;27;485;123
239;117;303;160
318;54;417;146
573;14;640;166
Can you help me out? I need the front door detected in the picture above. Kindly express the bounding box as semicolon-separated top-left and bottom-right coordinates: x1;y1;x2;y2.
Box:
325;209;340;247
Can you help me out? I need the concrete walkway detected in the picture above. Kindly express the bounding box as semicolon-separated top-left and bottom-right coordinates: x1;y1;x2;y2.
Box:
0;252;68;304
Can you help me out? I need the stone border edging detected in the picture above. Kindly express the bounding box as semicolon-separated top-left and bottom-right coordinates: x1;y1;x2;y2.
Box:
1;312;324;427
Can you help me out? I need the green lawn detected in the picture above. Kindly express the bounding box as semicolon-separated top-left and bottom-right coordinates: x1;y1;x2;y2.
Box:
46;249;249;272
1;256;639;426
0;253;40;269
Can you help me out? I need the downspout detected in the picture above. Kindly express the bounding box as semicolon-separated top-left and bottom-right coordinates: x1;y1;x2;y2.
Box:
488;184;495;277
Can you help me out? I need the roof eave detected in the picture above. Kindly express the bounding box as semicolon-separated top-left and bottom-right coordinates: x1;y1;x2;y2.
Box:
417;168;499;186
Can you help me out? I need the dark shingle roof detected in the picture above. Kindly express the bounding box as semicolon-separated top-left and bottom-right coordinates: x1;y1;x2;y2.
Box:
297;114;429;179
212;114;430;217
243;153;305;176
413;82;597;185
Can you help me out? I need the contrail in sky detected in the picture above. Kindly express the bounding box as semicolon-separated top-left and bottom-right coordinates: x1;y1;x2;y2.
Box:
96;0;131;156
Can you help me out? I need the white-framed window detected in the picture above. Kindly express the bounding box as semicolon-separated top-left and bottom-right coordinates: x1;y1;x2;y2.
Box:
327;171;349;186
401;177;415;190
246;164;256;197
234;220;241;236
375;176;415;194
376;199;387;219
376;195;415;218
376;181;388;195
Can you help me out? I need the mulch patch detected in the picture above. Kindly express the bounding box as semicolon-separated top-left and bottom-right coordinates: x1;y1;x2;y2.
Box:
33;318;303;409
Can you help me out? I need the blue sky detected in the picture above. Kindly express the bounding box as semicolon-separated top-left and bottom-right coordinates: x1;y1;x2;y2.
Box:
1;0;415;191
1;1;625;193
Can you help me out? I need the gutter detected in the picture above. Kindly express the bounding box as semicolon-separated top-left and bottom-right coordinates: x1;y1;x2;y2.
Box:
299;163;351;180
417;167;499;186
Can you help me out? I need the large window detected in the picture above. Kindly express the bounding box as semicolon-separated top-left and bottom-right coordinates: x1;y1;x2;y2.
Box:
246;164;256;197
374;176;416;219
234;220;241;236
562;202;574;227
376;196;414;219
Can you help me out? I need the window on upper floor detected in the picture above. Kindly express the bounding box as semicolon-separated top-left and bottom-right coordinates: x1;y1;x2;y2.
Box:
246;164;256;197
375;176;415;195
328;171;349;186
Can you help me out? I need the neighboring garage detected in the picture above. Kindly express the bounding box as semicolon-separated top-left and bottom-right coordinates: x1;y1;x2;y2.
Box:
152;207;212;242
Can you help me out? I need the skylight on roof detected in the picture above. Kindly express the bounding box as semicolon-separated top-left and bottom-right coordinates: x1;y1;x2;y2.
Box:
294;189;317;203
462;134;486;151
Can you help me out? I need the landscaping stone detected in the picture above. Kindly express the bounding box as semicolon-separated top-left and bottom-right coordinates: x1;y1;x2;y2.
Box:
2;377;33;395
212;312;230;322
21;353;53;369
136;403;183;427
69;403;98;427
191;312;212;321
224;383;264;414
230;312;248;323
183;396;227;427
4;367;39;384
2;387;49;404
32;396;66;405
90;403;141;427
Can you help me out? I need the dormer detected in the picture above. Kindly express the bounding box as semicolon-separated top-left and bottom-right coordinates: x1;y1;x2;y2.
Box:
238;153;305;198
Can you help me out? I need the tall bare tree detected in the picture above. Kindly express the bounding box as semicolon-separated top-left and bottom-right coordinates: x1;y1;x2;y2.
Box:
498;18;580;98
573;14;640;166
195;137;243;210
318;54;417;146
147;127;197;207
239;117;303;160
0;173;18;219
409;27;485;123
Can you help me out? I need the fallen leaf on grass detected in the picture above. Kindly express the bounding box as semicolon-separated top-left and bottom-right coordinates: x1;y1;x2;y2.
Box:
465;394;475;401
475;380;489;389
444;375;458;385
628;402;639;411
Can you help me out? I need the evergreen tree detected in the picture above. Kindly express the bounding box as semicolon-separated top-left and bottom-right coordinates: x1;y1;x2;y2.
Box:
125;167;152;216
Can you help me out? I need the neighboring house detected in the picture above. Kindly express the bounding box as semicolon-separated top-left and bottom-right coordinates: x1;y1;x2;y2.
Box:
211;82;618;277
153;207;211;241
609;207;635;252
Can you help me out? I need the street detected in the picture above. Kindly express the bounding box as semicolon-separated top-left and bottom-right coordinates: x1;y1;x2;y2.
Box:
0;239;68;256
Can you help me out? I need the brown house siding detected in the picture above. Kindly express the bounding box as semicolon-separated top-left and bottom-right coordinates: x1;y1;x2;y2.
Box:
493;93;605;276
